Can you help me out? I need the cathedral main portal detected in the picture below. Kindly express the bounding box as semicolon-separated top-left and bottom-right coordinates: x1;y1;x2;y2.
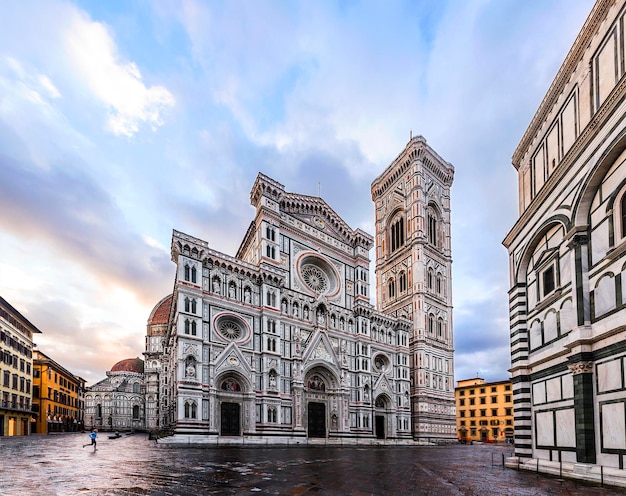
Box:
220;402;240;436
307;402;326;438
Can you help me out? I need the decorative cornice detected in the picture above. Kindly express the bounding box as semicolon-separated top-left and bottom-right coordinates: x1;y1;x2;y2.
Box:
512;0;614;166
504;68;626;247
371;136;454;201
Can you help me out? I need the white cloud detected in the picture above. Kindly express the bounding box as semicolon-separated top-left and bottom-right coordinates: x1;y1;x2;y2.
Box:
63;9;175;137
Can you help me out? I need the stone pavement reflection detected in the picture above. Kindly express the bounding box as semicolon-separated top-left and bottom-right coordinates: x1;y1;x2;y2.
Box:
2;433;626;495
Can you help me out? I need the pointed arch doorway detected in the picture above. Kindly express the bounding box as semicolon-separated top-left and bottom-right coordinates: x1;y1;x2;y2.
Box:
308;402;326;438
375;395;389;439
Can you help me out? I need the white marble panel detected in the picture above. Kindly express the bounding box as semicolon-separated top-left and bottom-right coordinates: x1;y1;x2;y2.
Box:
602;402;626;450
562;451;577;463
533;382;547;405
536;411;554;446
555;408;576;447
544;311;558;343
559;299;574;334
527;283;537;311
561;374;574;399
546;377;562;402
559;252;572;287
594;274;616;318
530;320;542;350
597;359;623;393
591;221;610;265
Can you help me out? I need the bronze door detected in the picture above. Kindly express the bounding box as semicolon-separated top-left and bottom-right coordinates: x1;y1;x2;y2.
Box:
308;402;326;438
220;402;240;436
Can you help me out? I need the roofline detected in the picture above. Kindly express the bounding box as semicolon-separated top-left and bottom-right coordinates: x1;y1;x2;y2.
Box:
511;0;612;167
0;295;43;334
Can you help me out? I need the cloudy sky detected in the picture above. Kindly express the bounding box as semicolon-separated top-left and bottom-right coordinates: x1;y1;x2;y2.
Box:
0;0;595;386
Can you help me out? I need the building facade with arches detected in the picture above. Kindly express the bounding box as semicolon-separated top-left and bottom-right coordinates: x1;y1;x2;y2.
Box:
504;0;626;477
84;358;145;432
155;139;455;444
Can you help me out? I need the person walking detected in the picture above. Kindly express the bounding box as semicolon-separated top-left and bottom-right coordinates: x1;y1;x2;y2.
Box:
83;429;97;450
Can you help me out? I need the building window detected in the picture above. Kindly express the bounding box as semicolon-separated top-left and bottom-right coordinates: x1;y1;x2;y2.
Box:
390;215;405;253
459;399;465;406
542;265;555;296
184;264;197;283
184;401;197;419
427;208;438;247
491;408;498;416
399;272;407;292
388;279;395;298
505;408;512;416
427;269;434;289
491;396;497;403
480;409;486;417
469;398;475;406
268;407;277;423
133;405;140;419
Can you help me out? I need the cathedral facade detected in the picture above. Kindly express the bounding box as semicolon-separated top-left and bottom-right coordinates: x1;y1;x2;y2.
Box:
151;137;455;444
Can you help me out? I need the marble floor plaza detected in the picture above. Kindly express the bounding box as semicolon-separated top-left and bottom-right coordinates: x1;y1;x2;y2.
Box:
2;433;626;495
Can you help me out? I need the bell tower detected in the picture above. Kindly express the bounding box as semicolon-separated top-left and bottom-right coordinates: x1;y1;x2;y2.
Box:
371;135;456;441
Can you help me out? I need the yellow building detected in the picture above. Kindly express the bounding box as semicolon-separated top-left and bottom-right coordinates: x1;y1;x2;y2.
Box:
0;296;41;436
32;350;86;433
455;378;513;443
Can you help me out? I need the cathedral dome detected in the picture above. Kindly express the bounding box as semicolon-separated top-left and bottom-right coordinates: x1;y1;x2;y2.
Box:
147;295;173;326
111;357;144;374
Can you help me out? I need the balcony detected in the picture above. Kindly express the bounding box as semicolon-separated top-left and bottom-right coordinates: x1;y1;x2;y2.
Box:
0;400;32;413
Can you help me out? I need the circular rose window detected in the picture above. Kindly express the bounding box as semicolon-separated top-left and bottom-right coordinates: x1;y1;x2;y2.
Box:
301;264;329;293
297;254;339;296
215;315;247;342
373;354;390;373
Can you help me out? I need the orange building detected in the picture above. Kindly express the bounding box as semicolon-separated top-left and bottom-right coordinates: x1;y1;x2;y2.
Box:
32;350;85;433
455;377;514;443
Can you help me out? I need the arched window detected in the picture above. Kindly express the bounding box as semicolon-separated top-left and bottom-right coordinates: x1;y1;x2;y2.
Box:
388;279;395;298
184;319;190;334
427;269;434;289
133;405;139;419
185;265;197;283
185;298;197;313
268;406;277;423
427;207;439;247
391;216;405;253
399;272;407;293
428;314;434;334
184;401;197;419
133;383;140;394
436;274;442;294
191;320;197;336
437;318;443;338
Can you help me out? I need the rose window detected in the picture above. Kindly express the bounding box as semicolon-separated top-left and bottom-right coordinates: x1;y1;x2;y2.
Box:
219;320;242;340
301;264;329;293
373;354;390;372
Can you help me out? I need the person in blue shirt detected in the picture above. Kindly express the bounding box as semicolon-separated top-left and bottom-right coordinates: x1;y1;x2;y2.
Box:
83;429;97;450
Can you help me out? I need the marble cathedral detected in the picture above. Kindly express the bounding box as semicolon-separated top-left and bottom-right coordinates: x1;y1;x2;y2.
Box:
146;136;455;444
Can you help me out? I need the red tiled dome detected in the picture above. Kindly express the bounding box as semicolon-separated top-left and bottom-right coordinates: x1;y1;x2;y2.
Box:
148;295;172;326
111;357;144;373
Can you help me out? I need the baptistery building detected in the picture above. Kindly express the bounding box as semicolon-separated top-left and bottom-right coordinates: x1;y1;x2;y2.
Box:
504;0;626;482
153;136;455;444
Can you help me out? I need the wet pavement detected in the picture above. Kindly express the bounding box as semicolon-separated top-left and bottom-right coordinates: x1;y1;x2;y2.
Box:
2;433;626;495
